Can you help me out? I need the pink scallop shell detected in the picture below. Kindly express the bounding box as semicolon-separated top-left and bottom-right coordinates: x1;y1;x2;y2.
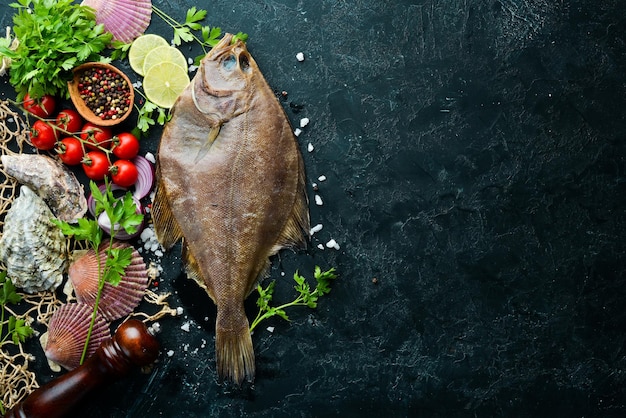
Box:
68;241;149;321
82;0;152;43
44;303;110;371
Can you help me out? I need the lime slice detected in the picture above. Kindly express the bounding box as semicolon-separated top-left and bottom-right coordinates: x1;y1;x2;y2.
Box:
143;62;190;108
143;45;188;75
128;34;169;76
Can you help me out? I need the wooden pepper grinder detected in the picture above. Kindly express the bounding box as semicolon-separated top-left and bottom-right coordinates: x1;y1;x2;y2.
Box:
5;319;159;418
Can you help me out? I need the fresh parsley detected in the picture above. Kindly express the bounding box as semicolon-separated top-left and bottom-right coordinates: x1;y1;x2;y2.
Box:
151;5;248;65
0;0;112;100
249;267;338;332
53;179;143;363
0;271;33;346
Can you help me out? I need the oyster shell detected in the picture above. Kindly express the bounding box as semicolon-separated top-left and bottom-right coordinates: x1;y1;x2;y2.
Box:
68;241;149;321
81;0;152;43
0;186;67;293
44;303;110;370
1;154;87;222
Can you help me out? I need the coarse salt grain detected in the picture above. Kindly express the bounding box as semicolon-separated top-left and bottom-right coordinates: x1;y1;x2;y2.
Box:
294;128;302;137
296;52;305;62
310;224;323;235
167;350;175;357
307;143;314;152
145;152;156;164
326;239;340;250
318;175;327;182
181;322;191;332
266;326;275;333
300;117;310;128
315;194;323;206
317;243;325;250
176;307;184;316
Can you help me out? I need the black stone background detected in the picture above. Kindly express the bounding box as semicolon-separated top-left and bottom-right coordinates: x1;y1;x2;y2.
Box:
1;0;626;416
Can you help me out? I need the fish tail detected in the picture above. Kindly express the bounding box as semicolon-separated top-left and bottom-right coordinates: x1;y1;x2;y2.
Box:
215;307;255;384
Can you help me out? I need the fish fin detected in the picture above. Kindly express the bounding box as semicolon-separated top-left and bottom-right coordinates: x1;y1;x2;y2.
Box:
215;305;255;385
181;242;216;303
151;176;183;250
272;157;311;253
193;125;221;164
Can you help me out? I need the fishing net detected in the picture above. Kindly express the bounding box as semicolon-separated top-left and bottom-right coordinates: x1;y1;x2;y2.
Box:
0;99;176;412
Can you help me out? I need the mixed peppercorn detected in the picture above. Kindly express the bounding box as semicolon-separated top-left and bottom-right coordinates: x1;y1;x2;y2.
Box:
77;67;131;121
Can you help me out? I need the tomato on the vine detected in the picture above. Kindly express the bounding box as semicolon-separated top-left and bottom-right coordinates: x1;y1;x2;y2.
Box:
23;93;56;118
111;132;140;160
56;137;84;166
82;151;110;180
55;109;83;134
80;122;113;150
30;120;57;150
110;159;138;187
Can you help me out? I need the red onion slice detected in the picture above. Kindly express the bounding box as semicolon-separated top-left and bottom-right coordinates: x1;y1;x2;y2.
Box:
132;155;154;200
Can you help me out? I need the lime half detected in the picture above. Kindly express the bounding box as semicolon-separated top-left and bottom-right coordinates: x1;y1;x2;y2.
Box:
143;61;190;108
129;34;169;76
143;45;188;75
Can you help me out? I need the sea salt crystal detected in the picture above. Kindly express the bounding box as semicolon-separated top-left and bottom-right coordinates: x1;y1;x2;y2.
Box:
296;52;305;62
266;326;275;333
326;239;340;250
149;322;161;334
167;350;175;357
310;224;323;235
294;128;302;137
145;152;156;164
189;65;198;73
300;117;310;128
317;244;325;250
188;57;193;65
176;307;184;316
318;175;327;182
315;194;323;206
307;143;314;152
181;322;191;332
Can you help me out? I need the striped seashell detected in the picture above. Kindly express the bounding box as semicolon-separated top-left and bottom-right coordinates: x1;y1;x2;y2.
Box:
44;303;110;371
68;241;149;321
82;0;152;43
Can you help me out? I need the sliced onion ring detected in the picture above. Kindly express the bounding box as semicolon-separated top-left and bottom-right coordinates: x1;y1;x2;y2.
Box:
97;195;144;240
132;155;154;200
87;183;128;217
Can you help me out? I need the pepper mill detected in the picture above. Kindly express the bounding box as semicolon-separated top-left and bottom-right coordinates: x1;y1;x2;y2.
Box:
5;319;159;418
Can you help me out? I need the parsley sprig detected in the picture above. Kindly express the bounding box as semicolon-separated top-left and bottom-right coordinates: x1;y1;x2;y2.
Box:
53;179;143;364
249;267;338;332
0;271;33;346
151;5;248;64
0;0;112;100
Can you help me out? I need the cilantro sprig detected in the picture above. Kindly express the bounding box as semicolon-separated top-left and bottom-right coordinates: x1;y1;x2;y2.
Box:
151;5;248;65
0;271;33;346
53;179;143;363
0;0;112;100
249;267;338;332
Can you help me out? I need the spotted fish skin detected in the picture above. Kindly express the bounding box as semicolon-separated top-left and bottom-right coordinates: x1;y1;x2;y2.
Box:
152;34;309;384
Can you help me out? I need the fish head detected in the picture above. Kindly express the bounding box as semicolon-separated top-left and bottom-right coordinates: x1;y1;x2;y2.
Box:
191;34;258;119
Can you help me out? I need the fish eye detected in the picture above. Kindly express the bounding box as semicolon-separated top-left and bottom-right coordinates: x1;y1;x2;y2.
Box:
222;55;237;71
239;55;251;73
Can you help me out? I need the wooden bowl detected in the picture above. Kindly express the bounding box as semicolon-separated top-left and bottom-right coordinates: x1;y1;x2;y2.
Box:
67;62;134;127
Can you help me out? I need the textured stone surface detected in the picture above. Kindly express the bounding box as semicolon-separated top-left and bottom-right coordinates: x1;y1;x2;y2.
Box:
2;0;625;416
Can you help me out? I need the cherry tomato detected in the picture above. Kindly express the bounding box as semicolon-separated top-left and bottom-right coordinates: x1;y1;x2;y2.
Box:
80;122;113;150
110;159;138;187
30;120;57;150
112;132;140;160
82;151;110;180
56;137;84;166
55;109;83;134
23;93;56;118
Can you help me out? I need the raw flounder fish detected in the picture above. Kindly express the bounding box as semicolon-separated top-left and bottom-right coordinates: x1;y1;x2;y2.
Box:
152;34;310;384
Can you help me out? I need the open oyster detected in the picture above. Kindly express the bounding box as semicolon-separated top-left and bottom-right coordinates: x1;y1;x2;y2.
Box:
0;186;67;293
